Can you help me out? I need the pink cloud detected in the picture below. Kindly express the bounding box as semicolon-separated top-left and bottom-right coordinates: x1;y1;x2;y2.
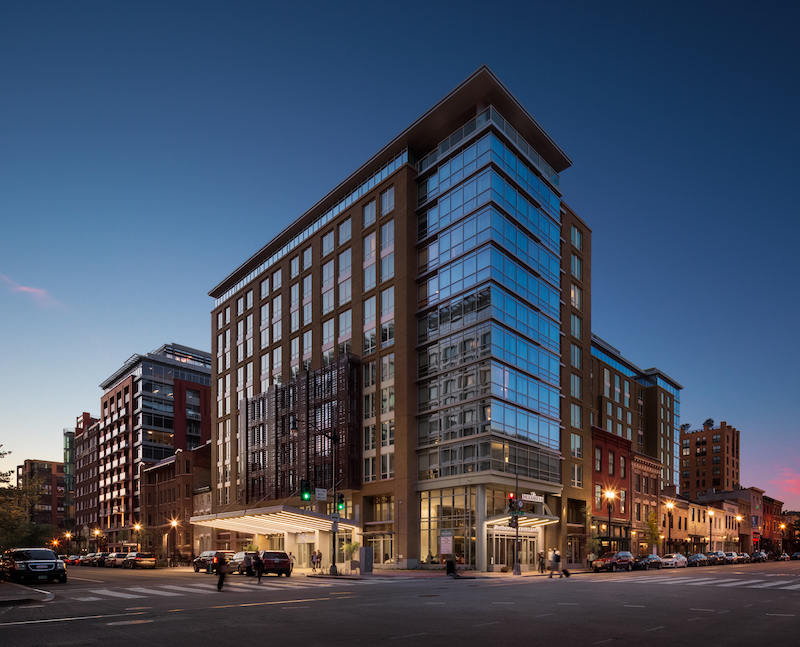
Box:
1;274;56;306
767;467;800;509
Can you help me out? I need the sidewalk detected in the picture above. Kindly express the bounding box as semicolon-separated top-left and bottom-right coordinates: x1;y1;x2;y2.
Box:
0;581;52;606
306;565;590;580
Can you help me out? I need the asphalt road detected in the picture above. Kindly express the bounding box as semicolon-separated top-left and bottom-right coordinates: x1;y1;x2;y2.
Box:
1;561;799;646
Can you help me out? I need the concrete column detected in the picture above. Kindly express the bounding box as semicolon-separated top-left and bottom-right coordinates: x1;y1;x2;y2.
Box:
476;484;487;572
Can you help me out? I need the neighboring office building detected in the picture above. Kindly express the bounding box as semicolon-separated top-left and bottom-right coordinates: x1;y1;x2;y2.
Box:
590;426;632;554
16;459;66;529
141;443;211;560
589;335;682;494
630;451;662;555
763;495;785;553
679;420;741;498
76;343;212;552
201;67;577;572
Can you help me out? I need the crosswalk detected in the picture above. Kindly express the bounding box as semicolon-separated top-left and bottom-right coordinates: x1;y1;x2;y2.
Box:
67;577;373;602
593;574;800;592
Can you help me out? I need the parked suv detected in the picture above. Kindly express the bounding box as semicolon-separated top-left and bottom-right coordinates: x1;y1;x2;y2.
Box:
0;548;67;584
592;551;634;572
259;550;292;577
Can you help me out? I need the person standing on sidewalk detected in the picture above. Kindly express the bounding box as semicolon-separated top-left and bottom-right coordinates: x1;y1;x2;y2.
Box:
549;549;562;578
288;551;296;573
538;550;545;573
311;550;317;572
316;550;323;574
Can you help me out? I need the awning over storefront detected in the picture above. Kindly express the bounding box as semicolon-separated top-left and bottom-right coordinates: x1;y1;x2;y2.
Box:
190;505;358;535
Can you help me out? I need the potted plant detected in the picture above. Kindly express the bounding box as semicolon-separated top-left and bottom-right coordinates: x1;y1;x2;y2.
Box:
343;542;361;572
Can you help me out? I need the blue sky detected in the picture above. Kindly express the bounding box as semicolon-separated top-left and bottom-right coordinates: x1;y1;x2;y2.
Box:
2;1;798;509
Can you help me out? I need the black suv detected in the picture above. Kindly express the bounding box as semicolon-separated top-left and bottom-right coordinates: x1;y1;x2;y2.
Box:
0;548;67;584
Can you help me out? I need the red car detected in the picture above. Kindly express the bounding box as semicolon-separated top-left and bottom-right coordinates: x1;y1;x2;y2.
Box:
592;551;634;572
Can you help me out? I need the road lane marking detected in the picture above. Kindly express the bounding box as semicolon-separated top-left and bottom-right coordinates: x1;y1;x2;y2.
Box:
687;618;701;622
87;589;144;599
391;633;428;640
0;611;146;626
125;587;184;597
592;640;614;644
645;626;664;632
624;605;645;608
766;614;795;617
779;583;800;590
718;580;764;587
107;619;153;626
534;614;553;618
159;585;216;595
474;622;499;627
71;597;103;601
686;579;739;586
689;608;715;612
750;582;791;589
558;603;579;605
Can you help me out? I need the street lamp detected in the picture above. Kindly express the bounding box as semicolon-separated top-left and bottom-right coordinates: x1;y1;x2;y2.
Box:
93;528;101;551
604;490;616;552
666;501;674;554
170;519;178;567
134;523;141;552
780;523;786;553
292;412;341;576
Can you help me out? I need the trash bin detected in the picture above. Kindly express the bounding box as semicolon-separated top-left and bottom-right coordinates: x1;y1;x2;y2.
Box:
446;559;456;575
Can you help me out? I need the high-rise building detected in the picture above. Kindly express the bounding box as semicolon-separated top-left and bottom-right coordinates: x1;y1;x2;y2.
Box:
202;66;594;571
679;420;740;497
81;343;212;551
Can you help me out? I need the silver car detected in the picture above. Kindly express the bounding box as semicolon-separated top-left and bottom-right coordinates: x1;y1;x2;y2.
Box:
106;552;129;567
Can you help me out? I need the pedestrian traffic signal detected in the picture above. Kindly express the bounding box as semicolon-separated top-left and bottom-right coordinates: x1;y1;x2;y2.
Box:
300;479;311;501
337;493;345;511
509;516;518;529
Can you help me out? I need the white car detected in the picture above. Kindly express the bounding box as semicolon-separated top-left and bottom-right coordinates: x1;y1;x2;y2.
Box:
662;553;688;568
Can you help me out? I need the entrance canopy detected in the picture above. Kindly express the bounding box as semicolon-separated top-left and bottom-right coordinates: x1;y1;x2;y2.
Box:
190;505;358;535
486;511;559;529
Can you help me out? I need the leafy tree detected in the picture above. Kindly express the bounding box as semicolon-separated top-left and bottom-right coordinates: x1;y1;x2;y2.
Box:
646;511;660;553
582;507;602;555
703;418;715;428
0;458;51;551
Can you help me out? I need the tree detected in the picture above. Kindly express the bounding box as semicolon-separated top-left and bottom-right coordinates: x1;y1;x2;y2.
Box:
646;511;660;554
703;418;715;429
0;461;51;551
582;507;602;556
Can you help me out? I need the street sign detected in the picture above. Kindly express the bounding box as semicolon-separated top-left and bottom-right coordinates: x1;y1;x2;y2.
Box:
440;529;453;554
315;488;328;501
522;492;544;503
331;521;339;533
330;513;340;521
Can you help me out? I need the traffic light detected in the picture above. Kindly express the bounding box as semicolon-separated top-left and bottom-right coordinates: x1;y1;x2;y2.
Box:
509;516;518;529
300;479;311;501
337;493;345;511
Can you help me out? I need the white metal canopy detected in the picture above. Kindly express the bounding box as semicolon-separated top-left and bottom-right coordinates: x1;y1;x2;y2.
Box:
190;504;357;535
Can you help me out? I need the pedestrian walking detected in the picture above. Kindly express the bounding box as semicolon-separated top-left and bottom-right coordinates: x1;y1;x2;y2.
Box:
587;551;596;570
316;550;323;573
311;550;317;572
253;552;263;583
549;549;562;578
217;556;229;591
538;550;545;574
288;551;296;573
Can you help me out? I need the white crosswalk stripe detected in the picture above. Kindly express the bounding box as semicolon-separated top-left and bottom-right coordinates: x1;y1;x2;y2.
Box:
717;579;765;587
125;586;184;596
86;589;144;599
590;575;800;592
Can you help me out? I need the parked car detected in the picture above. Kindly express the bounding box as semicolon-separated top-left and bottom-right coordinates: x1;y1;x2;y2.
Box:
704;552;723;565
738;552;751;564
776;553;790;561
106;552;128;567
662;553;688;568
123;552;156;569
750;551;767;563
687;553;708;567
230;551;259;575
723;552;740;564
592;551;634;572
92;552;109;567
79;553;95;565
259;550;292;577
791;552;800;561
633;554;663;570
65;555;82;565
0;548;67;584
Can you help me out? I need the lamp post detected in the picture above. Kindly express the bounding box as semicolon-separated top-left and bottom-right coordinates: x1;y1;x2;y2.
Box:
134;523;141;552
292;410;340;576
666;501;674;554
780;523;786;553
604;490;616;553
65;532;72;555
93;528;101;552
170;520;178;567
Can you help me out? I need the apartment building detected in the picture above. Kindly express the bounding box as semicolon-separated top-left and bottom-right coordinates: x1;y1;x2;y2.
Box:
16;459;65;529
201;67;582;571
80;343;212;551
680;420;741;497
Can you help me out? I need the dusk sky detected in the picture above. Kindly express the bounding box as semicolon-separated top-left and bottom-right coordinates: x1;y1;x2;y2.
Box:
2;2;798;508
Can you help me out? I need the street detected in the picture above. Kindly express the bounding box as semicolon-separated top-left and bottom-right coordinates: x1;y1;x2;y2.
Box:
1;561;799;645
